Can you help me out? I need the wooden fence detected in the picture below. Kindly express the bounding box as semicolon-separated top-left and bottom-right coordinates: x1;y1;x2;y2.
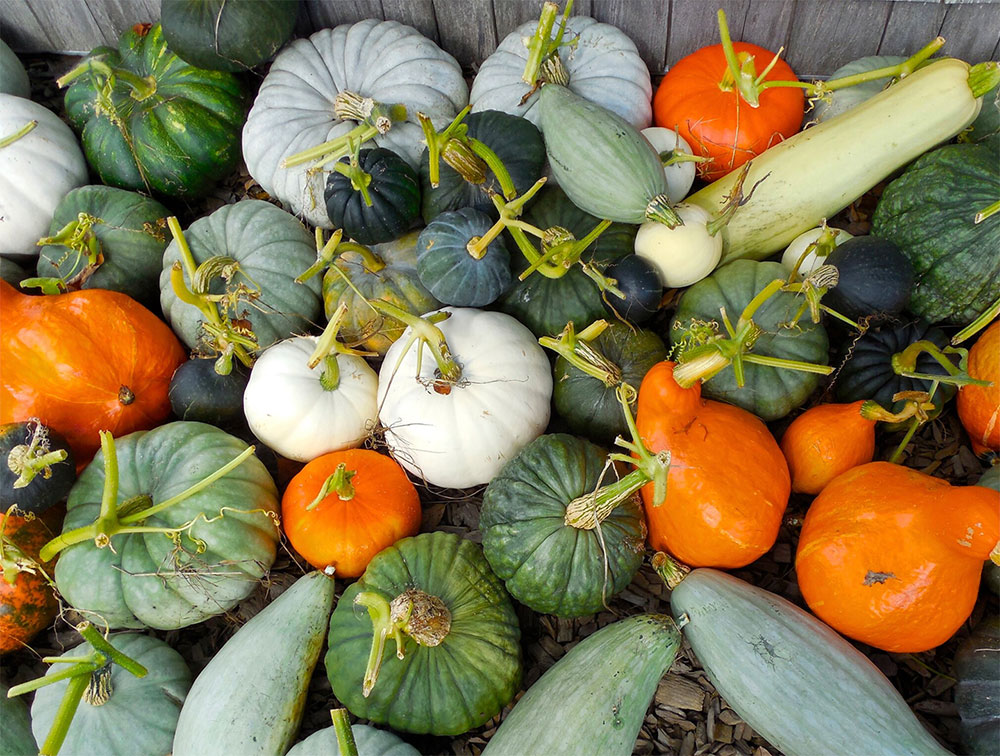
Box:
1;0;998;76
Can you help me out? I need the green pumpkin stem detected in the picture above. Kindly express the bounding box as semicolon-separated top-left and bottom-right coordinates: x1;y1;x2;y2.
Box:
309;302;376;391
331;139;374;207
354;591;406;698
650;551;690;590
608;383;671;508
951;295;1000;345
859;392;936;425
644;194;683;228
57;57;157;100
891;340;988;388
39;671;90;756
539;320;624;387
369;301;462;385
7;419;69;490
968;62;1000;99
467;177;548;259
330;710;359;756
306;464;357;510
468;138;516;199
0;119;38;149
659;149;712;168
521;0;574;87
35;212;106;289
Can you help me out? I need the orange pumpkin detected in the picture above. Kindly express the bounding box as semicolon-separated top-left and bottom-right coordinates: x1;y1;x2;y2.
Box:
0;280;186;464
957;320;999;455
796;461;1000;653
635;361;790;568
281;449;421;578
780;401;875;495
1;510;60;653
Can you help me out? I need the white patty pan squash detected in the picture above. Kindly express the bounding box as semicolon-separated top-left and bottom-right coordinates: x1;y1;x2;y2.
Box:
0;95;88;258
470;16;652;130
243;335;379;462
242;20;468;228
377;307;552;489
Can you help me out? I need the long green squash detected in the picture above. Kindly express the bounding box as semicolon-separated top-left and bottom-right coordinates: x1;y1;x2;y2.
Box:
687;58;993;264
482;614;681;756
667;566;952;756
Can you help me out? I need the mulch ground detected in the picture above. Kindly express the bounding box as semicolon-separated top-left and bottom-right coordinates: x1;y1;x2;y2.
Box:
3;53;997;756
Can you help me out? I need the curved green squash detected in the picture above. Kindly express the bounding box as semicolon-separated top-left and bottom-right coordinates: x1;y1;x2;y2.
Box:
31;633;192;756
671;260;830;420
420;110;545;222
1;683;37;756
482;614;681;756
872;142;1000;324
286;724;419;756
63;24;245;198
670;568;952;756
954;614;1000;756
173;571;335;756
0;39;30;98
326;531;522;736
36;185;170;305
480;434;646;617
160;0;299;72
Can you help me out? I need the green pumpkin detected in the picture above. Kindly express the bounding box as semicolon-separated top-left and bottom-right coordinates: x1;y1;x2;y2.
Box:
54;422;280;630
420;110;545;223
0;39;30;98
326;531;522;736
480;434;646;617
286;724;419;756
30;633;192;756
497;186;636;338
954;615;1000;756
0;256;27;287
159;200;323;353
977;466;1000;595
671;260;830;420
322;232;440;356
160;0;299;72
553;323;667;444
36;185;169;305
63;24;245;197
1;683;36;756
416;207;511;307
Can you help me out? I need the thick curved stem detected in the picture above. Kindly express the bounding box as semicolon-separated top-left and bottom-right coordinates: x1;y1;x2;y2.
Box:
651;551;690;590
354;591;404;698
539;320;622;386
57;58;157;100
0;119;38;149
952;296;1000;345
369;300;461;384
306;464;357;510
331;710;359;756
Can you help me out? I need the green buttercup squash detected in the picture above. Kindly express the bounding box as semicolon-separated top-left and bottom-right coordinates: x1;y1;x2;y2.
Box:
287;724;419;756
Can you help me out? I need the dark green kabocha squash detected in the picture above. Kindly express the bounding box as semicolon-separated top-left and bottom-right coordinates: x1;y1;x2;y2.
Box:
603;254;662;324
823;235;913;322
0;420;75;514
953;614;1000;756
168;358;250;429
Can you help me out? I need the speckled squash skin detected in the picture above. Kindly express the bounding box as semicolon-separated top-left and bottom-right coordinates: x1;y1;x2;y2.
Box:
0;511;59;654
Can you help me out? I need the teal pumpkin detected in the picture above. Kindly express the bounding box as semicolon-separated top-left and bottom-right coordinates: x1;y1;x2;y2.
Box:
480;434;646;617
326;531;522;736
0;39;30;98
1;683;36;756
63;24;245;197
671;260;830;420
954;614;1000;756
286;724;419;756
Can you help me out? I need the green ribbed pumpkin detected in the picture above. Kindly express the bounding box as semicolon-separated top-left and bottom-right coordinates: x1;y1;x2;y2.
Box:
286;724;419;756
954;614;1000;756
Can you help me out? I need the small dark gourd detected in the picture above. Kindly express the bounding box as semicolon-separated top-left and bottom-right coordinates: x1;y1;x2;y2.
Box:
602;255;662;324
823;235;913;321
0;420;75;513
168;358;250;429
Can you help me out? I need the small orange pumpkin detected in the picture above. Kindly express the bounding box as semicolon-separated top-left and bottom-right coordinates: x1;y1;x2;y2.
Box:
0;280;186;464
635;361;790;568
1;510;60;654
780;401;875;495
281;449;421;578
796;461;1000;653
957;320;999;455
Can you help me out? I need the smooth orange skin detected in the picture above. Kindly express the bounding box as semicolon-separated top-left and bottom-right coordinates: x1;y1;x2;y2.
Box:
281;449;421;578
780;401;875;495
957;320;999;455
796;461;1000;653
635;361;790;568
0;280;186;465
1;512;59;654
652;42;804;181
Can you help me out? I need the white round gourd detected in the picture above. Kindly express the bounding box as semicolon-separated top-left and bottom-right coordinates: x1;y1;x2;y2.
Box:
243;336;379;462
641;127;697;204
0;95;87;258
242;20;468;228
470;16;652;130
377;307;552;489
634;203;722;289
780;226;853;275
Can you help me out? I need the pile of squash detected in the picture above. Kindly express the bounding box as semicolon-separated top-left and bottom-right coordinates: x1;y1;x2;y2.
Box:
1;1;998;755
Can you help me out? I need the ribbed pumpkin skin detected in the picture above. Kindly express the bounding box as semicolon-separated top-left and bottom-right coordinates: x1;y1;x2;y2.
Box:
325;148;420;245
670;569;952;756
159;200;322;352
55;422;280;630
160;0;298;71
31;634;192;756
0;421;76;513
823;235;913;321
419;110;545;222
36;185;170;304
872;143;1000;324
671;260;830;420
64;24;245;198
480;434;646;617
286;724;420;756
326;532;522;736
483;615;681;756
954;615;1000;756
957;320;1000;454
779;402;875;495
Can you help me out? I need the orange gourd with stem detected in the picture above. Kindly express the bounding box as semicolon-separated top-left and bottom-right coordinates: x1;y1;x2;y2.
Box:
281;449;421;578
796;461;1000;653
0;280;186;464
957;319;999;454
635;361;789;568
1;510;59;654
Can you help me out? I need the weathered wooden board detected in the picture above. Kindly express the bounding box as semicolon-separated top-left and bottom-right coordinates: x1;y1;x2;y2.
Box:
1;0;998;76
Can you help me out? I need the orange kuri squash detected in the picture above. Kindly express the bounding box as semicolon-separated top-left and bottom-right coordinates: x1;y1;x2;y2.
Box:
957;320;999;454
780;401;876;495
0;510;60;654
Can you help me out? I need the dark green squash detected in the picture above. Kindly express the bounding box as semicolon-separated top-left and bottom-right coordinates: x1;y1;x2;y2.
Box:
823;235;913;322
160;0;299;72
871;142;1000;324
416;207;511;307
62;24;245;198
420;110;545;223
0;257;27;288
977;465;1000;596
603;254;662;324
497;187;636;338
0;683;36;756
326;531;522;736
168;358;250;429
324;148;420;246
954;614;1000;756
671;260;830;421
0;421;75;514
480;434;646;617
35;185;170;305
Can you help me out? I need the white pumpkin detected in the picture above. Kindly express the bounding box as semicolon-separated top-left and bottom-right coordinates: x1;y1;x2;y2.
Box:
634;204;722;289
0;95;87;258
641;126;698;204
242;20;468;228
243;336;379;462
780;226;853;276
470;16;652;130
377;307;552;489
